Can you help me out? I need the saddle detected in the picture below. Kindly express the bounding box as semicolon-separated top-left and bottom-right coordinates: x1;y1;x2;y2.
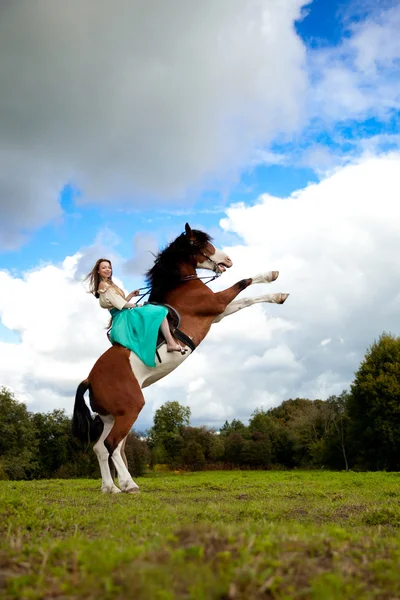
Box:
148;302;196;362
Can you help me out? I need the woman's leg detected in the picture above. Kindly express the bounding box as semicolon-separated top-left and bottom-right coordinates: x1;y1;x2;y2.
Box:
160;317;181;352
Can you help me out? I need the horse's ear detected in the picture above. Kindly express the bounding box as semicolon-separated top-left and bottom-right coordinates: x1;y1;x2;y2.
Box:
185;223;192;238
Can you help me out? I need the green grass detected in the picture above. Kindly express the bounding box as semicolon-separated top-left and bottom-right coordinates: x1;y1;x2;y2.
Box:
1;470;400;599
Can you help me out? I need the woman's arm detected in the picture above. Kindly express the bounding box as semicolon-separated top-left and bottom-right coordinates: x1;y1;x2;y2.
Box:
125;289;140;302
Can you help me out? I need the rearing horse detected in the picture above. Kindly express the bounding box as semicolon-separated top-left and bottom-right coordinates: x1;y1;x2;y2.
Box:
72;224;289;493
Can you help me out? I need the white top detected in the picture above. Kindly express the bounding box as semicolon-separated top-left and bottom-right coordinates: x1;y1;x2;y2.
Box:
98;286;127;311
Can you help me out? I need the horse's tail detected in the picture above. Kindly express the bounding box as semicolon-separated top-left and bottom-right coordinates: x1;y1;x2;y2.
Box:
72;379;103;444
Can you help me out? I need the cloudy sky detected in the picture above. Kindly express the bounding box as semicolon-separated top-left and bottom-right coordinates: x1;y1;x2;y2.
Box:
1;0;399;430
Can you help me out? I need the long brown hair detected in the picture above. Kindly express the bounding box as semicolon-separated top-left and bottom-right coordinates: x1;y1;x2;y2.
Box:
85;258;115;298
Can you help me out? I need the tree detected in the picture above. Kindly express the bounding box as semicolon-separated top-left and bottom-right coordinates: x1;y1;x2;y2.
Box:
181;441;206;471
325;392;350;471
266;420;295;467
219;419;247;437
248;410;273;436
224;432;245;464
242;432;272;467
0;387;38;479
267;398;312;423
148;401;190;467
207;434;225;462
180;426;217;461
32;409;71;478
287;399;332;467
162;432;185;466
347;333;400;470
149;401;190;445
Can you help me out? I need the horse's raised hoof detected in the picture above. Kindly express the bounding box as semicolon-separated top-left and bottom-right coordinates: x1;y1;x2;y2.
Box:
253;271;279;284
278;293;289;304
270;271;279;282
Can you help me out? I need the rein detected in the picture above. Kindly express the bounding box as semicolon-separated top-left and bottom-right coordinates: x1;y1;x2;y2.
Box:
133;286;151;304
180;272;221;284
133;272;221;303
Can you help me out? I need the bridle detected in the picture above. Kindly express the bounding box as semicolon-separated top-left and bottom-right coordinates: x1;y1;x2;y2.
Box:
199;249;222;275
180;242;223;283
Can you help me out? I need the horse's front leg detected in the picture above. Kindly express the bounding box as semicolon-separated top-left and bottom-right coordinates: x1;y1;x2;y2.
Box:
213;270;281;310
213;270;289;321
213;278;253;312
212;292;289;323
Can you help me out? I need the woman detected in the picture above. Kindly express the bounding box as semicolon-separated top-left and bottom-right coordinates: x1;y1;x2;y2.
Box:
86;258;181;368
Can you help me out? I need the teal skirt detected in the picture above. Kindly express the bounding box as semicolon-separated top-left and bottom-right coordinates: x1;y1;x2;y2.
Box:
109;304;168;368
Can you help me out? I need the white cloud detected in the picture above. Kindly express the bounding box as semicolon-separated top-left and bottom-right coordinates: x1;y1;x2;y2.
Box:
349;4;400;75
310;3;400;123
0;255;111;411
2;153;399;428
243;344;302;371
1;1;399;252
0;0;307;247
217;152;400;404
244;3;400;175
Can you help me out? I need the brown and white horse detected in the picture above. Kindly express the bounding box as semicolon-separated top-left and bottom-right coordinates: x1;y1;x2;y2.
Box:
72;224;289;493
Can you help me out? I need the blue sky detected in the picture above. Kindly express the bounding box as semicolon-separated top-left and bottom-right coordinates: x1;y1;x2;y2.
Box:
1;0;396;278
0;0;399;425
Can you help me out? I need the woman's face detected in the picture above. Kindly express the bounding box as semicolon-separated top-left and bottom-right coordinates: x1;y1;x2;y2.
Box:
98;261;112;280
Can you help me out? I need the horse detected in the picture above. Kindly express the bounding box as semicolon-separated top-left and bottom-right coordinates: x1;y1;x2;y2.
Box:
72;223;289;493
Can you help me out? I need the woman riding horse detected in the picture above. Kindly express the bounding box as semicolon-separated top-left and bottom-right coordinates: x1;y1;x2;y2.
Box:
73;224;288;494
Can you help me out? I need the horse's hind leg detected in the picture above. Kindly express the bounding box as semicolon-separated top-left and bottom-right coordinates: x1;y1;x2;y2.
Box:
111;431;140;494
89;345;144;493
104;394;144;493
93;415;121;494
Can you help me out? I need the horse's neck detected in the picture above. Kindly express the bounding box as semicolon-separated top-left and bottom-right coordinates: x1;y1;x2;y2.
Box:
165;279;220;346
148;263;195;303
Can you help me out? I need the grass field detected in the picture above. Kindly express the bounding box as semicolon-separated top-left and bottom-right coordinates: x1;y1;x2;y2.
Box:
1;470;400;599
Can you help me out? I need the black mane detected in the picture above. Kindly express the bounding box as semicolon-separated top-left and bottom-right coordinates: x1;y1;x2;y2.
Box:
145;229;212;302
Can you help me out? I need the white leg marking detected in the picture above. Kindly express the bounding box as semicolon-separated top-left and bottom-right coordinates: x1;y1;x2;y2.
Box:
251;271;279;284
93;415;121;494
213;293;289;324
111;439;140;494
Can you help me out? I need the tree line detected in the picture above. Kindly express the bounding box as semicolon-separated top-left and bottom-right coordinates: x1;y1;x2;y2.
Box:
1;332;399;480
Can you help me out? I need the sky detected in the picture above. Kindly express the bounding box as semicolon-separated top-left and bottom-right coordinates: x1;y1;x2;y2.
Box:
0;0;399;431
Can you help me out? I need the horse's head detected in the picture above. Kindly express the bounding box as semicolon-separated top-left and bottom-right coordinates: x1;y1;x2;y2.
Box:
184;223;232;274
146;224;233;302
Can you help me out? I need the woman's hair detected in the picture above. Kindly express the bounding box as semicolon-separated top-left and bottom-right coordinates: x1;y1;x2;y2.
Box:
85;258;114;298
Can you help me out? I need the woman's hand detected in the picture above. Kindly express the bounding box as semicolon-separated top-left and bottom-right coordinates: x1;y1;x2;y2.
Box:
126;290;140;302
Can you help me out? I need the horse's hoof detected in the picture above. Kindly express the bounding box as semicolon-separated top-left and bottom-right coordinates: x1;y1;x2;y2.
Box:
102;486;121;494
254;271;279;284
124;487;140;494
270;271;279;282
279;293;289;304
